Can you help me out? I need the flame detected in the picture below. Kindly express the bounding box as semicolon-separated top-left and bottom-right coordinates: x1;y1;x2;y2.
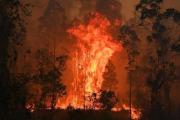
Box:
57;11;122;108
26;104;34;112
111;104;141;120
122;104;141;120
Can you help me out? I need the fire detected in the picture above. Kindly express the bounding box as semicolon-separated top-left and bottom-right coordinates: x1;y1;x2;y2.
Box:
111;104;141;120
27;11;141;119
54;11;141;119
57;11;122;108
122;104;141;120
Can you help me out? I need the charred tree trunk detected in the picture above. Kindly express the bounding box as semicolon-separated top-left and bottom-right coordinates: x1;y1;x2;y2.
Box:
165;84;171;120
51;17;56;120
129;54;132;120
150;90;155;119
51;88;55;120
0;8;12;118
167;90;171;120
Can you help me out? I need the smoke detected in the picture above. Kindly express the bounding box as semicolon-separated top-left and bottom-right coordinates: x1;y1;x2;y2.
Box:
96;0;122;23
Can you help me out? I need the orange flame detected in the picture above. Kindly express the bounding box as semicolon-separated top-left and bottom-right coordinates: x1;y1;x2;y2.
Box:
111;104;141;120
59;11;122;108
122;104;141;120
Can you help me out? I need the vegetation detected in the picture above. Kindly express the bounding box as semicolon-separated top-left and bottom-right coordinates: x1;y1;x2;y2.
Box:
0;0;31;119
133;0;180;119
102;59;118;91
0;0;180;120
119;24;140;119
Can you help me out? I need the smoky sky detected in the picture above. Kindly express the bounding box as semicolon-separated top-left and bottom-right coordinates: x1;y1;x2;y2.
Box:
25;0;124;54
26;0;180;38
57;0;123;23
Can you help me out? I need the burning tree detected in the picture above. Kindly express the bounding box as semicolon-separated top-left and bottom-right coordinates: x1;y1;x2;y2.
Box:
66;11;122;109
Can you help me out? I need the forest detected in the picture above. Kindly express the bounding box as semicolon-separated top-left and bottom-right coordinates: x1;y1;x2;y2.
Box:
0;0;180;120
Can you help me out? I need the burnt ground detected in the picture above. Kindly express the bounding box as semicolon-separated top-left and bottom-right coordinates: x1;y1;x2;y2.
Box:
30;109;129;120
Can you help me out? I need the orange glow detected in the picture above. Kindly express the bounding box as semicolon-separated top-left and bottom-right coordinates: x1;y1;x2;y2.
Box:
111;104;141;120
57;11;122;108
26;104;34;112
55;12;141;120
110;5;115;10
114;19;121;26
122;104;141;120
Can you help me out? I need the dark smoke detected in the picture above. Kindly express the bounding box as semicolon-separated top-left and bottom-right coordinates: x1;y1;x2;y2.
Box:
96;0;122;23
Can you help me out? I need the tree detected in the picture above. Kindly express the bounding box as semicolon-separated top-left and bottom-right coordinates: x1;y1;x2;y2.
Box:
98;90;119;111
135;0;180;119
35;48;67;119
38;0;67;49
9;73;32;119
102;59;118;91
0;0;31;118
118;25;140;119
38;1;67;119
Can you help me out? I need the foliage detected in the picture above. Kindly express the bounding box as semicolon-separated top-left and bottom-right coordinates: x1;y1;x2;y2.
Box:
102;59;118;91
135;0;180;119
38;0;67;48
119;25;140;61
118;24;140;119
118;24;140;83
98;90;119;111
0;0;31;119
34;48;67;110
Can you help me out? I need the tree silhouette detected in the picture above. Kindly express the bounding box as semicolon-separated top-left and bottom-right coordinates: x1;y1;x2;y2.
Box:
102;59;118;91
38;0;67;49
0;0;31;119
98;90;119;111
135;0;180;119
34;49;67;119
38;1;67;119
118;24;140;119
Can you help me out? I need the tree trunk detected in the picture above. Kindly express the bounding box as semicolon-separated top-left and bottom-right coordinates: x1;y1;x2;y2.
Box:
129;54;132;120
0;14;11;118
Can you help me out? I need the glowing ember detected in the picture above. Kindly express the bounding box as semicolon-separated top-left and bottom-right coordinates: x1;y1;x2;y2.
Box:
57;11;122;108
122;104;141;120
26;104;34;112
110;5;115;10
111;104;141;120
